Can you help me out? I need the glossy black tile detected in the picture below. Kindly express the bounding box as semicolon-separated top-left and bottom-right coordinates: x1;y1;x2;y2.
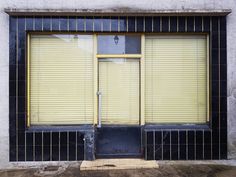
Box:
203;16;210;32
161;17;169;32
220;64;227;81
220;97;227;113
171;144;178;160
220;81;227;97
60;132;68;146
155;131;162;145
211;111;219;129
220;113;227;129
212;64;219;80
43;146;50;161
178;16;185;32
10;145;16;161
188;144;195;160
102;17;110;32
77;132;84;145
26;133;33;146
43;16;51;31
26;145;33;161
128;17;135;32
52;17;60;31
220;48;227;64
212;32;219;49
85;17;93;32
187;16;194;32
94;17;102;32
204;130;211;145
147;131;153;145
119;17;127;32
153;17;160;32
60;145;68;161
35;17;43;31
220;129;227;144
35;132;42;146
145;17;152;32
18;113;26;130
211;96;219;113
69;132;76;161
77;144;84;160
171;131;178;145
43;132;50;146
220;143;227;159
18;130;25;146
163;144;171;160
35;145;42;161
52;145;59;161
26;17;34;31
136;17;144;32
18;81;26;97
212;130;219;144
18;145;25;161
163;131;170;145
212;17;219;32
220;16;226;32
212;144;220;159
220;32;226;49
170;16;177;32
111;17;118;32
9;96;16;118
18;96;26;113
187;131;195;145
77;17;85;31
195;16;202;32
52;132;59;146
59;17;68;31
196;144;203;160
69;17;76;31
9;81;16;96
18;65;26;81
154;145;162;160
179;131;187;144
204;144;211;160
212;81;219;97
196;131;203;145
146;145;154;160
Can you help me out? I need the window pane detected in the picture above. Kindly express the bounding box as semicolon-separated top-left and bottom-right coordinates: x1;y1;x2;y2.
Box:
30;34;94;125
97;35;141;54
99;58;140;124
145;35;207;124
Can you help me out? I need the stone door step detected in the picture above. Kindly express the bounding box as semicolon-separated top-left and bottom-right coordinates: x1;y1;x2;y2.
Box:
80;158;158;171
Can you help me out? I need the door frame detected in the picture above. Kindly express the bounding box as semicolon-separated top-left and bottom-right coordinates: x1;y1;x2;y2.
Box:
93;34;145;126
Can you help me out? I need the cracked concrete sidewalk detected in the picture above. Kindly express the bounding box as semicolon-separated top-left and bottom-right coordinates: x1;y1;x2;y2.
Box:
1;160;236;177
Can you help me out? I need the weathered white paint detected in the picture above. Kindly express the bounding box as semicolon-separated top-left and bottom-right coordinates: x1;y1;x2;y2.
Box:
0;0;236;168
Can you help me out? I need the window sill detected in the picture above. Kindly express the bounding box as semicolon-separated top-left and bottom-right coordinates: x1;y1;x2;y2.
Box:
26;124;95;132
143;124;210;130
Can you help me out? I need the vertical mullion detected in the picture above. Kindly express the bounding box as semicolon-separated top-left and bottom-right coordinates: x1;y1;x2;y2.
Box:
140;35;145;125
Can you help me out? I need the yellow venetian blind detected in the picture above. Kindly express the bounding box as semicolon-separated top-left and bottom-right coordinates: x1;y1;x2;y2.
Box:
99;59;139;124
30;35;94;125
145;35;207;123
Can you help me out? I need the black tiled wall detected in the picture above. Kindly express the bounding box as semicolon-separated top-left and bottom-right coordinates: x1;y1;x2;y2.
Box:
9;16;227;161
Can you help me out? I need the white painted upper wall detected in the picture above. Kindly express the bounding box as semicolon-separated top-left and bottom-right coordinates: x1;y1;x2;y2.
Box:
0;0;236;168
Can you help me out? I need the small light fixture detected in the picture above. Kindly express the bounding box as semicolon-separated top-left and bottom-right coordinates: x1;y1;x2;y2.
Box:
114;35;119;45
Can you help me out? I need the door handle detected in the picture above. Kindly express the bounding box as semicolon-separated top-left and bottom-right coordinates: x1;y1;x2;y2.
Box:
97;91;102;128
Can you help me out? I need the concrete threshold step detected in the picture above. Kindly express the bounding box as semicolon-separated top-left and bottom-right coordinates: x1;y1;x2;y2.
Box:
80;158;159;171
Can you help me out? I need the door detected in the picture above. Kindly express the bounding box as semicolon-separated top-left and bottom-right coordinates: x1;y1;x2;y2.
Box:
98;58;140;125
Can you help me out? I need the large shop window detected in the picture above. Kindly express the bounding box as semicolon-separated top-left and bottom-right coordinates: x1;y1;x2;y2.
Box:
145;35;208;124
29;35;94;125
